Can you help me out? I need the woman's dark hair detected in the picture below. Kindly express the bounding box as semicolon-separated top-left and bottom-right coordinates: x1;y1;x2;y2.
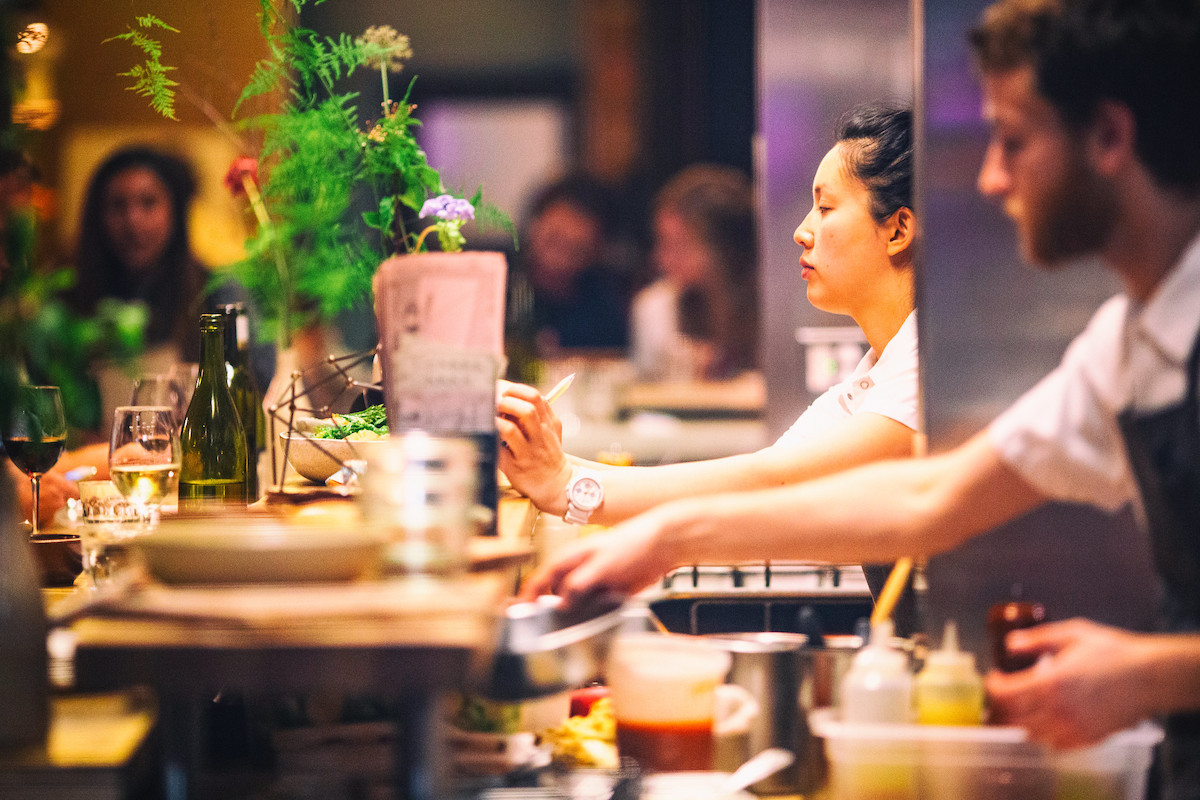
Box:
654;164;758;377
835;105;913;223
526;172;619;237
969;0;1200;195
70;146;205;351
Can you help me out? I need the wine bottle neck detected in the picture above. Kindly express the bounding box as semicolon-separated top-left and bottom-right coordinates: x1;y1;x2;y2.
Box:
198;315;227;385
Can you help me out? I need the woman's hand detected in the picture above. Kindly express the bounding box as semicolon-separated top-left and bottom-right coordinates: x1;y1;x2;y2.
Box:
985;618;1164;749
496;381;572;513
519;506;677;605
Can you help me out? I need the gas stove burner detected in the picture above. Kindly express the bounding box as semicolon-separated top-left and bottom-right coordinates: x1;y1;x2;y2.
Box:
647;563;874;637
659;563;870;595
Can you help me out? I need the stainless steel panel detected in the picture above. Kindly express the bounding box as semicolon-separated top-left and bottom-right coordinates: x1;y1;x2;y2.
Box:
757;0;914;439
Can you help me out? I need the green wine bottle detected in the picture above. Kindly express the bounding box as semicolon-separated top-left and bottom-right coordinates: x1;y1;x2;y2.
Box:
179;313;248;510
219;304;265;501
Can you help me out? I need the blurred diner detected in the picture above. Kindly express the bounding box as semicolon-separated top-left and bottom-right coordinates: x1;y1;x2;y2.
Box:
631;163;758;382
65;146;273;434
506;171;634;372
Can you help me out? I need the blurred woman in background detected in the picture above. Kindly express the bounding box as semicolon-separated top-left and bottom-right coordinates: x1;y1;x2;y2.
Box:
68;146;272;431
631;164;758;381
70;147;208;368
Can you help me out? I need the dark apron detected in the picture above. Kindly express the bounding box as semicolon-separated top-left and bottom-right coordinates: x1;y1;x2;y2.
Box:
1118;322;1200;800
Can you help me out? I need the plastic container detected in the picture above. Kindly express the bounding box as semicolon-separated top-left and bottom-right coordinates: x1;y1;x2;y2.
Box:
840;620;913;724
810;708;1163;800
915;620;984;726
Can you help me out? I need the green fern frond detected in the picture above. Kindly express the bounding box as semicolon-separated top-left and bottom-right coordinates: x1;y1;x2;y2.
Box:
104;15;179;120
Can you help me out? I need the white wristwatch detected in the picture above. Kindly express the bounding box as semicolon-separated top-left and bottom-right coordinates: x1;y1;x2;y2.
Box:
564;468;604;525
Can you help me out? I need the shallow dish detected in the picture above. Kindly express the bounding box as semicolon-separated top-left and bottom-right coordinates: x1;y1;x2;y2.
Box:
281;432;390;483
133;517;386;584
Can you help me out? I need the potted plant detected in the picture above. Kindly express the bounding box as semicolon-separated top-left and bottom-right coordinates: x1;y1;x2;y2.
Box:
111;2;514;393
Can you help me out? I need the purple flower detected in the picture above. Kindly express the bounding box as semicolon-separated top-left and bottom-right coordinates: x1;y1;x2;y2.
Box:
419;194;475;222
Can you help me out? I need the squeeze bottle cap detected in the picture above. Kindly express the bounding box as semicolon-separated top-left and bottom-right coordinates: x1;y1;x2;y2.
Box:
924;620;977;674
850;619;908;673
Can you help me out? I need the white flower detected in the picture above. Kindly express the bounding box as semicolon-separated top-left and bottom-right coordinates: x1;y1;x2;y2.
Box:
356;25;412;73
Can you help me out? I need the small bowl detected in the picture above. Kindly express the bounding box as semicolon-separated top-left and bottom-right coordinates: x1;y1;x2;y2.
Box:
474;594;627;702
133;516;386;584
281;432;390;483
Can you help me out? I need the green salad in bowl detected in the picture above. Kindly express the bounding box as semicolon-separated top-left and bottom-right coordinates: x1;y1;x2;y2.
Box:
311;404;389;441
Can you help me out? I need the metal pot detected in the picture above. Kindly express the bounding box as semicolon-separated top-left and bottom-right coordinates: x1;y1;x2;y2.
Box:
709;632;860;795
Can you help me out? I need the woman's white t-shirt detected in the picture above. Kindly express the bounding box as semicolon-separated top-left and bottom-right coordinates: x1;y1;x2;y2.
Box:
773;311;920;446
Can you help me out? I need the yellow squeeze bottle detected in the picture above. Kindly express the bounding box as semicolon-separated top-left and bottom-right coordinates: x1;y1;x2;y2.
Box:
915;620;985;726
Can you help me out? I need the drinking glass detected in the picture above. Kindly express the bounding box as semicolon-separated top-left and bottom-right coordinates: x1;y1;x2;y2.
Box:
168;362;200;417
130;374;186;430
2;385;67;538
109;406;180;525
77;479;141;589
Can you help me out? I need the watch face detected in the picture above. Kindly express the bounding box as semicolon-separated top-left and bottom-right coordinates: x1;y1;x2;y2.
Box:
570;476;603;510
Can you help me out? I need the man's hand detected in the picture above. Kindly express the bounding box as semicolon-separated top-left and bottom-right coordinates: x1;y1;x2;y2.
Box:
520;506;676;605
986;618;1162;749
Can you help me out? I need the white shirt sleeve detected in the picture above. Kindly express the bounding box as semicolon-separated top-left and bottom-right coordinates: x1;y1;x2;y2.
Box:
987;298;1139;513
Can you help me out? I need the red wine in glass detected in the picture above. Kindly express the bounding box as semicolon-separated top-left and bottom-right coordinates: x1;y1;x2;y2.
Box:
4;436;66;476
2;386;67;537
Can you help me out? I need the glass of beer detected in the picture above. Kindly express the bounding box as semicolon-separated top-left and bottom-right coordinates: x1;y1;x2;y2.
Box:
606;633;732;773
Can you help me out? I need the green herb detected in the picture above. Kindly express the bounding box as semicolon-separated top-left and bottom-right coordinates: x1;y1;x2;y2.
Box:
451;694;521;735
104;15;180;121
312;403;388;439
111;2;516;348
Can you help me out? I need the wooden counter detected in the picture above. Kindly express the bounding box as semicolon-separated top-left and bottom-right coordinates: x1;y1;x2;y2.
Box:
42;489;539;800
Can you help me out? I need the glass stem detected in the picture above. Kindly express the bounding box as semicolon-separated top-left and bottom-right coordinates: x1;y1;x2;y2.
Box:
29;474;40;537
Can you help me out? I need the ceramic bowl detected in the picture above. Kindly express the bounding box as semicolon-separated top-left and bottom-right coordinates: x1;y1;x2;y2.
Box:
281;432;390;483
133;516;386;584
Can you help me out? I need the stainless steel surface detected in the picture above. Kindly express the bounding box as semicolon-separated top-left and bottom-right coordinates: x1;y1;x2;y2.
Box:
757;0;914;440
474;594;625;702
709;633;812;795
647;564;873;641
918;0;1161;660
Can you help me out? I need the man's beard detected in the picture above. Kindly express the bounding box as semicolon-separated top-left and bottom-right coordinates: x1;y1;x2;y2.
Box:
1023;149;1117;268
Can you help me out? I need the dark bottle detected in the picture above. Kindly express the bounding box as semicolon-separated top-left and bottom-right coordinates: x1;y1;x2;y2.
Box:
986;599;1047;672
219;304;265;501
179;314;248;509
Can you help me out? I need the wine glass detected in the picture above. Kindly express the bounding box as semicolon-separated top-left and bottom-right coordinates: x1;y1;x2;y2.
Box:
168;362;200;417
2;385;67;538
109;406;180;525
130;374;186;430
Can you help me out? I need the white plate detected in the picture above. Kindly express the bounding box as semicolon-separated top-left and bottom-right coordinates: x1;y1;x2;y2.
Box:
281;432;390;483
133;517;387;584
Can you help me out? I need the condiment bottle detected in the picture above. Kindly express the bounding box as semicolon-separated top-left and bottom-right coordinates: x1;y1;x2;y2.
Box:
180;313;248;509
915;620;984;725
840;619;913;723
986;599;1046;672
